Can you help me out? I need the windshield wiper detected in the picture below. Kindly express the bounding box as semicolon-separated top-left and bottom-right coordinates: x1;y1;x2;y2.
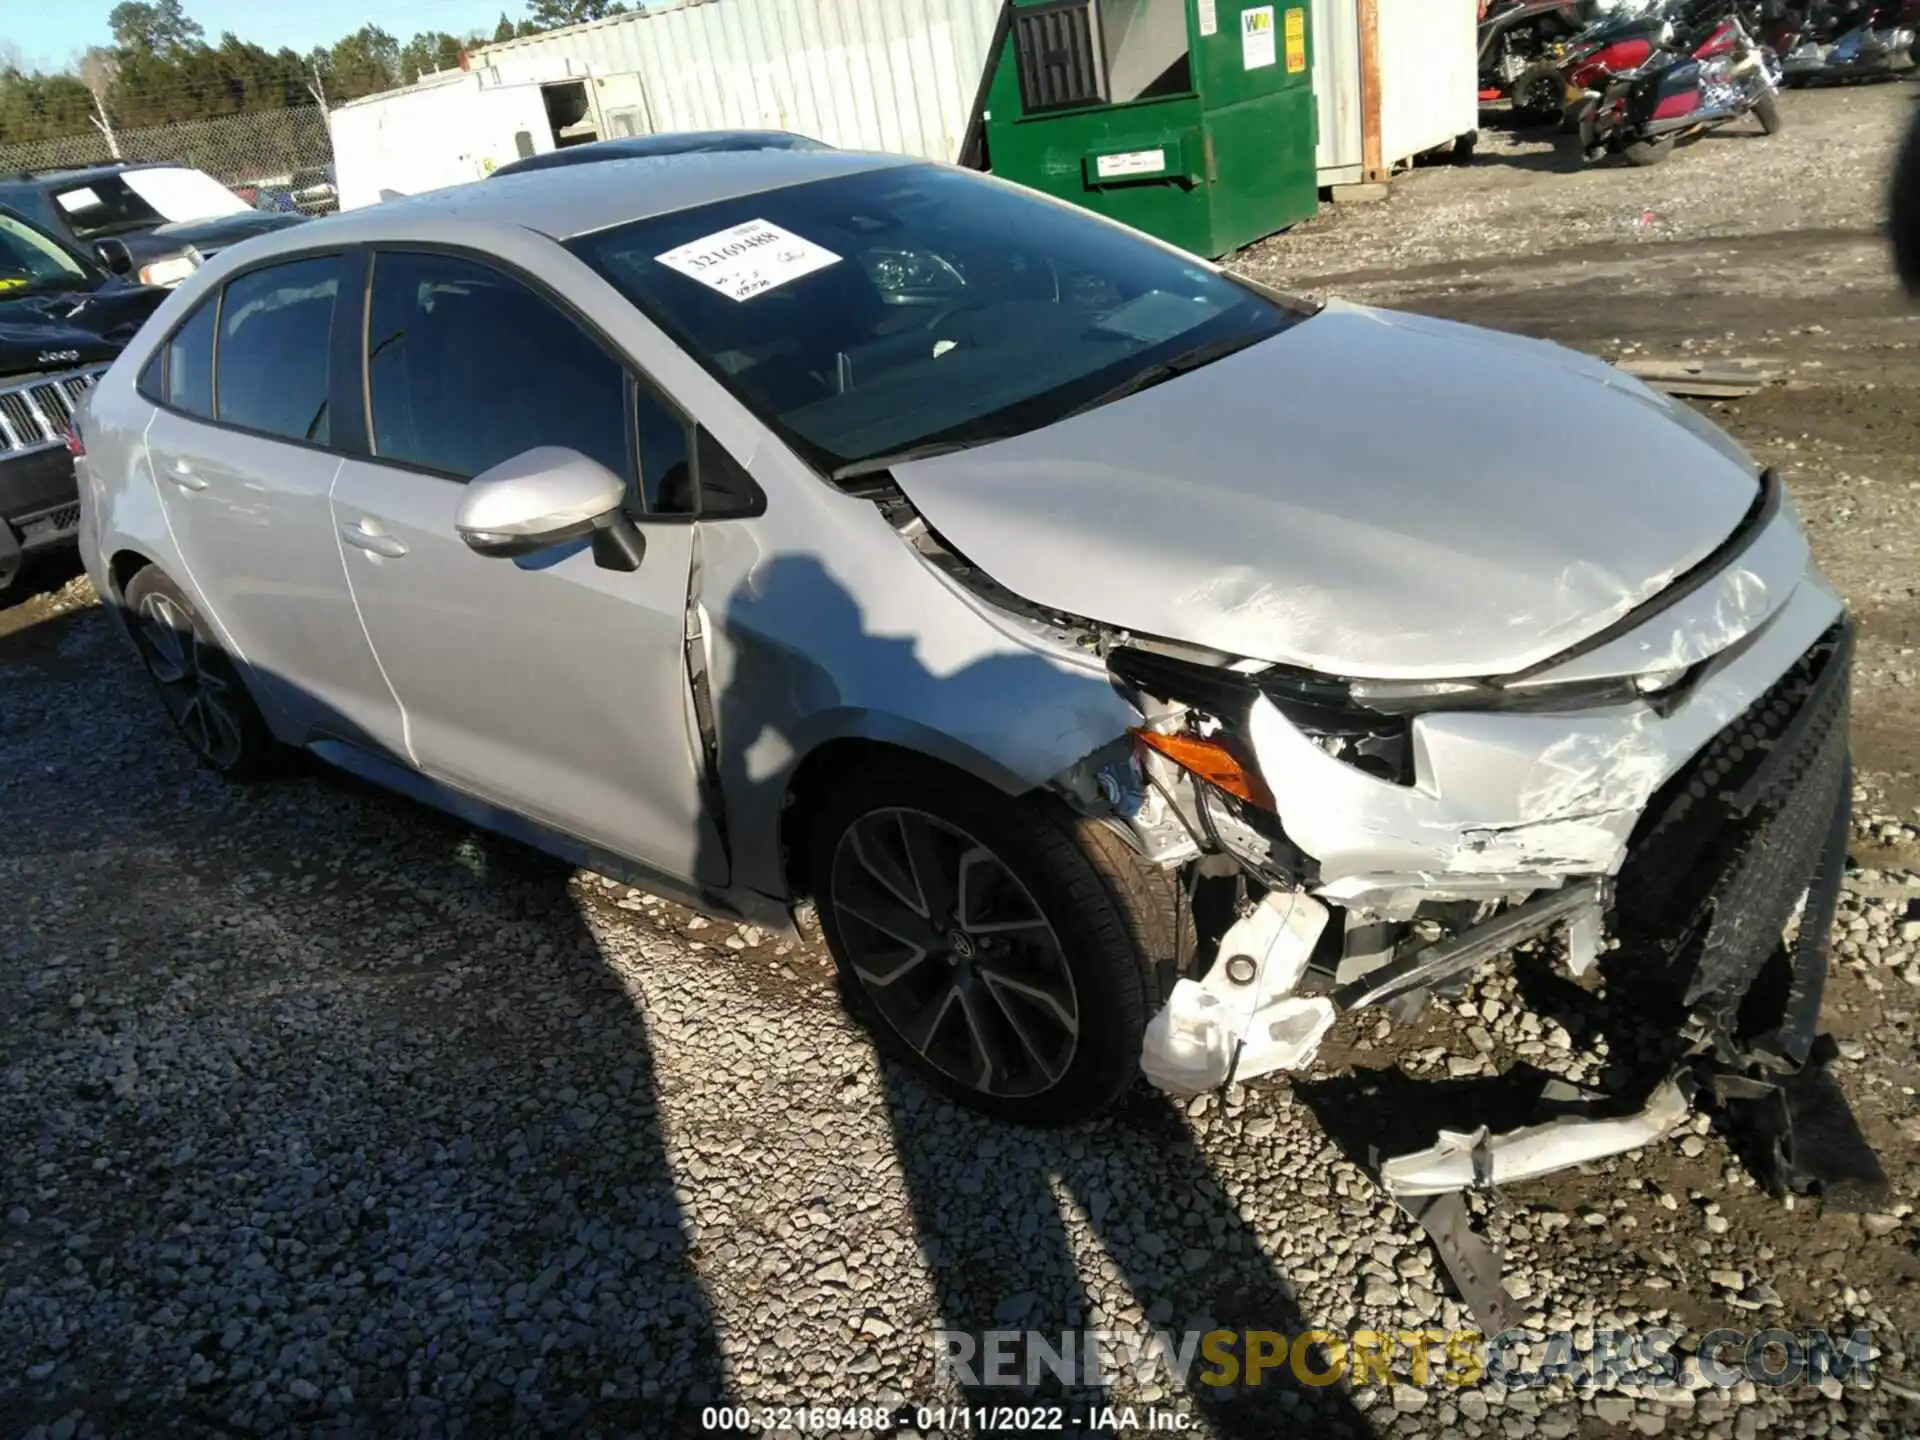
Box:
1063;330;1269;421
829;438;992;484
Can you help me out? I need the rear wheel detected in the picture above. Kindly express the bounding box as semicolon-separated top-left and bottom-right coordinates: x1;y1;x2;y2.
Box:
809;757;1188;1124
1754;93;1785;134
1624;135;1676;166
124;567;278;777
1513;68;1567;126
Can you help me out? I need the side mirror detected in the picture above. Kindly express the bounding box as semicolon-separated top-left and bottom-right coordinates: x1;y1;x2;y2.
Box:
94;239;134;276
455;447;645;572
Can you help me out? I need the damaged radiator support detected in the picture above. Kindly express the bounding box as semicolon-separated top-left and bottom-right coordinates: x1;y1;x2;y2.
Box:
1332;881;1607;1014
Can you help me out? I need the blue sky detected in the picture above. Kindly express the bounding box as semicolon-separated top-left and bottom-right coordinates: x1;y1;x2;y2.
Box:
8;0;523;71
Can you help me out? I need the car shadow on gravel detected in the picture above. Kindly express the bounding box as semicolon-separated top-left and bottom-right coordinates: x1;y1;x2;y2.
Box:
877;1067;1375;1439
1;601;734;1437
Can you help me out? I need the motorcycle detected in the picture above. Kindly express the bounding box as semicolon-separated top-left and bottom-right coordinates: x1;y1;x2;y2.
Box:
1536;0;1764;130
1507;0;1690;124
1479;0;1650;105
1580;3;1784;164
1762;0;1919;83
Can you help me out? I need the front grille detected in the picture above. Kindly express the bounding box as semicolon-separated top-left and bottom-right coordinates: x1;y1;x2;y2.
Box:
1614;621;1853;1018
0;367;104;456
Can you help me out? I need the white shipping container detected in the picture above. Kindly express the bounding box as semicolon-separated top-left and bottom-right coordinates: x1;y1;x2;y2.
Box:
329;63;619;210
1377;0;1478;172
481;0;1004;162
328;73;553;210
1314;0;1479;185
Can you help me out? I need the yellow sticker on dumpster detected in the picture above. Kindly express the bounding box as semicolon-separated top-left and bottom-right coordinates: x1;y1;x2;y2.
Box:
1285;8;1307;74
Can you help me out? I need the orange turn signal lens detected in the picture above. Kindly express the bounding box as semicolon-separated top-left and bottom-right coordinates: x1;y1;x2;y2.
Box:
1131;726;1275;812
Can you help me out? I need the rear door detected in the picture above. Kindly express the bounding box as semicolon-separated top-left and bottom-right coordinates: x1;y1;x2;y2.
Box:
142;252;406;754
327;247;724;885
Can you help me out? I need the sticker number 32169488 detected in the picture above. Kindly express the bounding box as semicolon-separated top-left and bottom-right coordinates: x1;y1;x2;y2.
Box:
654;218;843;302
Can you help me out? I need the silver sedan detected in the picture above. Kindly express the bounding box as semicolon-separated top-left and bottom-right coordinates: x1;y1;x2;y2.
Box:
73;148;1853;1202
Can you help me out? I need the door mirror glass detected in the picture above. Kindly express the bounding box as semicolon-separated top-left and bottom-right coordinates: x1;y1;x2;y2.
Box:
455;447;635;562
94;239;134;276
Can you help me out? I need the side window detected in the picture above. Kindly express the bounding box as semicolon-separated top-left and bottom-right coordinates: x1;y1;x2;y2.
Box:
136;348;165;405
635;384;694;516
366;251;630;482
164;298;216;419
216;255;341;444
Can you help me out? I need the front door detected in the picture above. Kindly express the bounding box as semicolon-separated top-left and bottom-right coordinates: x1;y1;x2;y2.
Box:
328;248;723;886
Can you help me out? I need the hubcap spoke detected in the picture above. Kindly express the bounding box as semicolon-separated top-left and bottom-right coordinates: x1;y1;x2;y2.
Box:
201;693;245;765
850;941;931;988
954;982;1003;1092
181;694;214;757
980;965;1080;1037
849;822;929;919
896;811;958;922
137;597;191;684
901;983;961;1055
980;971;1072;1084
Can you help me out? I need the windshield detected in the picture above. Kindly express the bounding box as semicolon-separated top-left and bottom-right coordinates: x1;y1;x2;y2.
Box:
53;168;249;239
570;163;1307;472
0;210;92;295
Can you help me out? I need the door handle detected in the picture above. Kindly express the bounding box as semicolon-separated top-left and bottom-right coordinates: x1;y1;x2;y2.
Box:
164;461;207;492
339;521;407;559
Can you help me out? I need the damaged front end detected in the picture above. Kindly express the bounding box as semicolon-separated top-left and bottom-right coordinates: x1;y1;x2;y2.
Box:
1050;504;1882;1328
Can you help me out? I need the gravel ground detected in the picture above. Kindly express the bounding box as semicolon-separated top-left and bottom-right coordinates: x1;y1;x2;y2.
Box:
6;82;1920;1440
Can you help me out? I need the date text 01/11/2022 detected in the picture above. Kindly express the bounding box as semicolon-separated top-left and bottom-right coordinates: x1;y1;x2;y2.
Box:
698;1405;1194;1432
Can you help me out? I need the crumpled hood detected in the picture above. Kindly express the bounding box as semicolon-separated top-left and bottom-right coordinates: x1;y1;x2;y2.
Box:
889;301;1763;680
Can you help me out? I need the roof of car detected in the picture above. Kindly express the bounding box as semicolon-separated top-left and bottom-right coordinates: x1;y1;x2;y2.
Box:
0;162;172;188
490;130;831;178
279;148;917;246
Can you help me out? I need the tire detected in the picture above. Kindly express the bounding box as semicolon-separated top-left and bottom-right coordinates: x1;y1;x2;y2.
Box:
808;756;1190;1125
1754;93;1785;135
1512;70;1566;126
123;566;278;777
1624;135;1676;166
1894;104;1920;294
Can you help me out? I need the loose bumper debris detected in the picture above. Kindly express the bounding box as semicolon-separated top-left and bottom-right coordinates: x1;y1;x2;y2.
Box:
1377;1076;1692;1197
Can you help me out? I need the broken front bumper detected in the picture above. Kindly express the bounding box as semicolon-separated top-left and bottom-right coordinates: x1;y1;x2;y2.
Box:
1135;599;1871;1330
1139;558;1850;1092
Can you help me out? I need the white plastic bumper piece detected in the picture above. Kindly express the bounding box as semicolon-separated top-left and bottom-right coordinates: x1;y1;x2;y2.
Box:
1139;889;1337;1095
1377;1077;1692;1197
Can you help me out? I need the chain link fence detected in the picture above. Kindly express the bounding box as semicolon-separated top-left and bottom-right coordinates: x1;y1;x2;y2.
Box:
0;106;338;214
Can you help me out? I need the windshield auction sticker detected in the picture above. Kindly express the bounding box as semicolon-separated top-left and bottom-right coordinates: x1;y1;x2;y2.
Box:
655;219;842;302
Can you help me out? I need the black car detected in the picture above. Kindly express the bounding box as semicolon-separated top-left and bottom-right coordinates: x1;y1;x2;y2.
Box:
490;129;832;178
0;205;166;594
0;162;306;291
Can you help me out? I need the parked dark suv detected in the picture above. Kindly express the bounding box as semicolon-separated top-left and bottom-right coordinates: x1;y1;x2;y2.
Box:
0;204;165;594
0;162;305;291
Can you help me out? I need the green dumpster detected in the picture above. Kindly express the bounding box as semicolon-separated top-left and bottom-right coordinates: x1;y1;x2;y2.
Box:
965;0;1319;259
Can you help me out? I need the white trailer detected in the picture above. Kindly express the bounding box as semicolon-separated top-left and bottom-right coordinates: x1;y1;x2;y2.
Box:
327;65;609;212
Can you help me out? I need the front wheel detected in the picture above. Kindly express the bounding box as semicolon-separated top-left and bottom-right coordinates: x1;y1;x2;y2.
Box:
1754;92;1785;134
809;758;1188;1124
124;566;278;777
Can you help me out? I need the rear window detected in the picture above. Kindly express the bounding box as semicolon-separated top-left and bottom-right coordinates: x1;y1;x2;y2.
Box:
165;298;217;419
216;256;340;444
52;169;248;239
